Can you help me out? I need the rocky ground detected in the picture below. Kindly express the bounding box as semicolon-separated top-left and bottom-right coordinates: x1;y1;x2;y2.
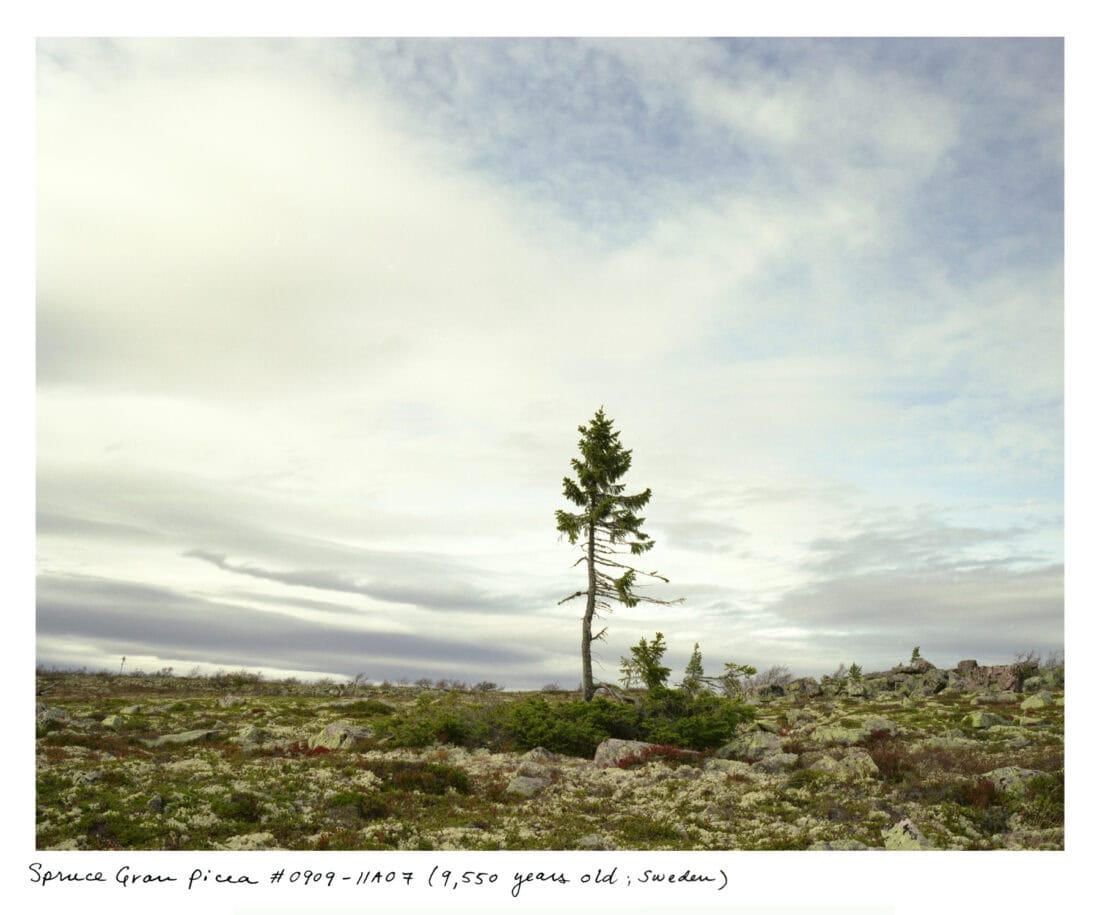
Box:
35;660;1064;851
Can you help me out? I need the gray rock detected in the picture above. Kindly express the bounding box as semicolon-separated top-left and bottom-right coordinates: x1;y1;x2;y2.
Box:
788;707;821;725
809;839;870;850
981;766;1045;796
1020;690;1053;710
979;691;1019;705
593;738;658;767
703;758;755;777
754;752;799;773
308;722;373;751
717;731;783;761
923;735;981;750
859;717;899;739
811;725;861;746
101;714;125;728
807;748;879;779
845;680;869;699
505;775;550;798
577;833;615;850
521;746;559;763
786;677;822;697
883;818;932;849
956;663;1025;693
143;728;219;748
967;711;1008;729
37;706;71;724
956;659;979;673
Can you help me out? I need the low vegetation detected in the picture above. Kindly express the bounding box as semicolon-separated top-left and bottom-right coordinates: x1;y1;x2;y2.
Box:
35;662;1063;851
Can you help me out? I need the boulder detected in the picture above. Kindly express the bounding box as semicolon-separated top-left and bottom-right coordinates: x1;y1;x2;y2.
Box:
505;775;550;798
807;748;879;779
308;722;373;751
1020;691;1054;711
845;680;870;699
704;758;755;777
883;818;931;849
143;728;219;748
956;659;979;673
516;760;551;779
956;663;1025;693
101;714;125;729
923;734;981;750
811;725;861;746
717;731;783;761
981;766;1045;796
973;691;1018;705
754;752;799;773
593;738;658;768
966;711;1008;729
859;717;899;739
810;839;870;850
786;677;822;698
37;705;71;724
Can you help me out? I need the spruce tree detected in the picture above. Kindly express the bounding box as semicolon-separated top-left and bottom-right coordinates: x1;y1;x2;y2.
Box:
556;408;680;701
682;642;705;693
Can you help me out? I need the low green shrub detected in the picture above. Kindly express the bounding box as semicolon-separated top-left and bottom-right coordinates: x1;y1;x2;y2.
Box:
372;694;496;748
373;687;753;758
503;696;638;756
637;688;754;750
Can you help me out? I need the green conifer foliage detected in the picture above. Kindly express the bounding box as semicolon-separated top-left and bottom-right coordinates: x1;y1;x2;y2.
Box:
556;408;680;701
682;642;705;693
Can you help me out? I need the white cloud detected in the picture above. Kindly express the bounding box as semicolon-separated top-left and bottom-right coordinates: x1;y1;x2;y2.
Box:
36;38;1063;683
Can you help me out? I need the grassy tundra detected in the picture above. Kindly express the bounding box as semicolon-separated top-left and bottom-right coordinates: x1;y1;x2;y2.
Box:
35;666;1063;851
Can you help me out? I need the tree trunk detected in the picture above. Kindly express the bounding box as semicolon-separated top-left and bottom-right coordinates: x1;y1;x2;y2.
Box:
581;517;597;701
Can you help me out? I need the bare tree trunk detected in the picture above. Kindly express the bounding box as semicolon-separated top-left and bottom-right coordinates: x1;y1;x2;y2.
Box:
582;518;597;701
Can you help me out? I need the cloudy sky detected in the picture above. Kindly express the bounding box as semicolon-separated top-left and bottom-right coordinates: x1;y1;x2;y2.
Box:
35;38;1063;688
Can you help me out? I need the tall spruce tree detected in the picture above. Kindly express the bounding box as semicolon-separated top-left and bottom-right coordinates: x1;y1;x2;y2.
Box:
556;408;681;701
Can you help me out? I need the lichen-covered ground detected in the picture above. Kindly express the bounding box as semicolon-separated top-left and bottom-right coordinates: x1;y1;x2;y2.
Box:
35;673;1063;851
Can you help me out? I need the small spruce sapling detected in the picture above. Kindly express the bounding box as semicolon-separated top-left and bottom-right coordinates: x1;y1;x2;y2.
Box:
681;643;705;694
629;632;671;691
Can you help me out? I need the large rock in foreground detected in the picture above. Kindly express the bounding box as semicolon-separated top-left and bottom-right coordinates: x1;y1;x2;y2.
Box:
883;818;932;849
308;722;373;751
593;738;658;767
